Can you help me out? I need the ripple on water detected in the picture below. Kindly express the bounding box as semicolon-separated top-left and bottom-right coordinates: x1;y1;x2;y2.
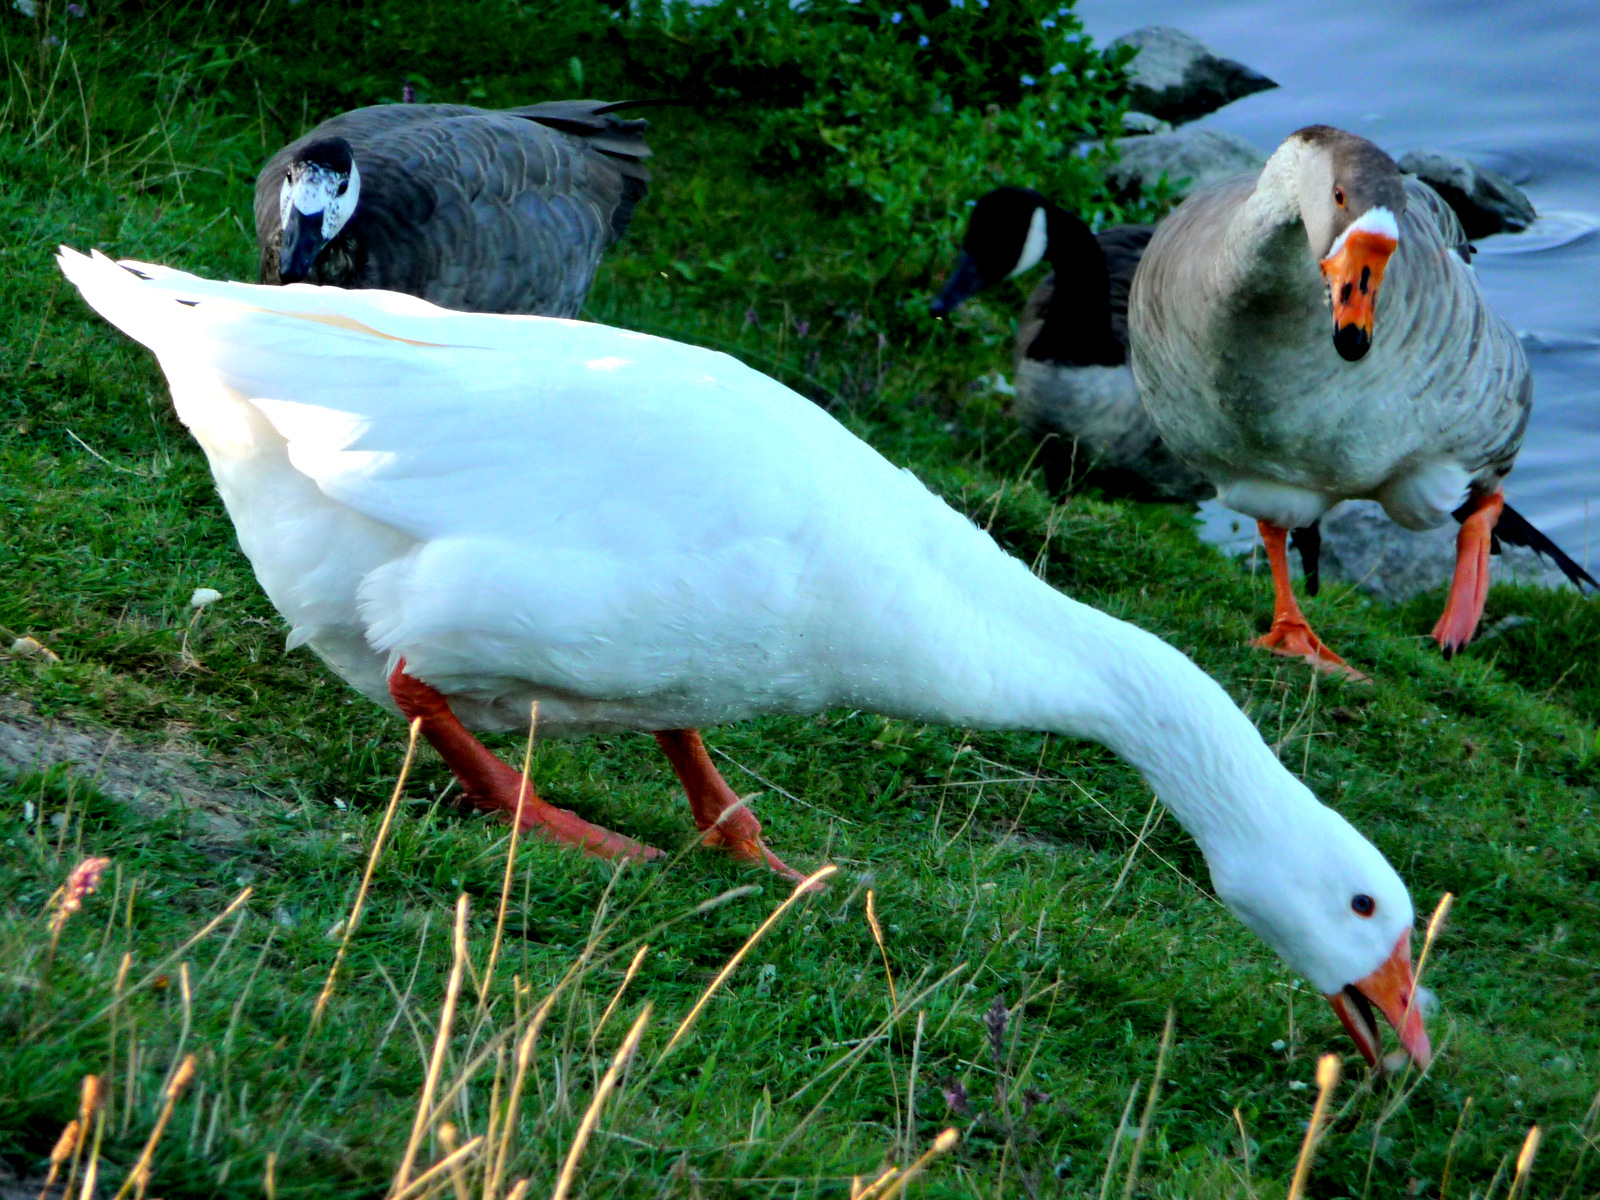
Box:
1473;210;1600;257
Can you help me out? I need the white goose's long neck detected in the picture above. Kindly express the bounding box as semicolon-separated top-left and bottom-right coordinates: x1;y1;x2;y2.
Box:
897;563;1320;865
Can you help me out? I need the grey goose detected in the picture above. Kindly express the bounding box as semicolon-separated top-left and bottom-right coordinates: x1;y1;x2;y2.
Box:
931;187;1210;502
254;98;651;317
1129;125;1593;675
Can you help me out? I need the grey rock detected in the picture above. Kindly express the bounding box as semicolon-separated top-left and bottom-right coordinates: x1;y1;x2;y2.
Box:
1398;150;1537;238
1317;500;1574;603
1120;111;1173;136
1107;128;1266;198
1110;26;1277;125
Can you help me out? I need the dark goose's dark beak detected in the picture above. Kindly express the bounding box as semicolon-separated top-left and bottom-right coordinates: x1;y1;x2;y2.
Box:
930;253;989;317
278;207;328;283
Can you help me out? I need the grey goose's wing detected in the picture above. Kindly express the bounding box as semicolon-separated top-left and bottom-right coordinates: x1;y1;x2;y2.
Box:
1402;174;1474;264
254;100;652;316
1095;223;1155;349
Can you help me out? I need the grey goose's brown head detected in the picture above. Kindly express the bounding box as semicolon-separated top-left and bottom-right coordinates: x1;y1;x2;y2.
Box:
1289;125;1408;362
278;137;360;282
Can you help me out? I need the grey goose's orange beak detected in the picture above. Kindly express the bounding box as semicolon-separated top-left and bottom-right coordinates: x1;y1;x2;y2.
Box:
1325;928;1431;1069
1319;207;1399;362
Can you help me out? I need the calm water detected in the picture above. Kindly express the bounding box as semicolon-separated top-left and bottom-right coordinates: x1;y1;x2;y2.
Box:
1077;0;1600;566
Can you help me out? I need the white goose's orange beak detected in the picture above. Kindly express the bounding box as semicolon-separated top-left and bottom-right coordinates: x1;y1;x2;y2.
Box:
1325;929;1431;1069
1319;207;1399;362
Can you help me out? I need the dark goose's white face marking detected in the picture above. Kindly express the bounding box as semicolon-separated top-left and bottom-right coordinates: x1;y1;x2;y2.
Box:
279;159;361;240
1008;205;1049;277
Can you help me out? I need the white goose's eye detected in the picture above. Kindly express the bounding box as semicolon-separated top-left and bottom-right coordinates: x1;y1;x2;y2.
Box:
1351;893;1376;917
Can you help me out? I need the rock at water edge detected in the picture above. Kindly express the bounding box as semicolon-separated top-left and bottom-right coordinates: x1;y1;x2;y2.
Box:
1109;26;1276;125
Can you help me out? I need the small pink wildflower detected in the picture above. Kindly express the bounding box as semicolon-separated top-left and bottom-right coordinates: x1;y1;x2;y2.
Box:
49;855;112;933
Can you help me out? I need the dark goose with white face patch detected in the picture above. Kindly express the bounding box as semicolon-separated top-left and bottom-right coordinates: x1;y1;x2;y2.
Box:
932;187;1211;502
255;99;652;318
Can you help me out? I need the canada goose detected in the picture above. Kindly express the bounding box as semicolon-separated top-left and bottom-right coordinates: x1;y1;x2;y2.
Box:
1129;125;1594;673
254;99;651;317
931;187;1210;501
60;247;1432;1068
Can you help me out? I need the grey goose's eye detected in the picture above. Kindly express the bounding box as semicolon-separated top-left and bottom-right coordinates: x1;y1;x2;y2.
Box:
1334;186;1347;208
1351;893;1375;917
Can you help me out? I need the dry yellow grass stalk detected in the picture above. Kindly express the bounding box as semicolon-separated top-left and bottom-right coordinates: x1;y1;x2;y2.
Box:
394;895;471;1194
110;1053;196;1200
57;1073;102;1200
1120;1006;1174;1200
437;1122;471;1200
391;1135;484;1200
1096;1081;1142;1200
864;890;897;1013
1413;891;1453;997
36;1118;80;1200
661;864;836;1060
860;1128;960;1200
589;943;649;1056
1507;1125;1541;1200
1286;1054;1342;1200
486;986;563;1199
481;704;537;1014
1438;1096;1473;1200
90;887;254;1024
310;717;422;1040
550;1003;652;1200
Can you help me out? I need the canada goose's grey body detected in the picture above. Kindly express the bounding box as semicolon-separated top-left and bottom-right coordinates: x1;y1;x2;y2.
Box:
1131;161;1527;533
254;99;651;317
1013;225;1211;500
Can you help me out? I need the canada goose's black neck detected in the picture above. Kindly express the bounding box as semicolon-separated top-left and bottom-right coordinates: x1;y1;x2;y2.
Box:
1025;206;1125;369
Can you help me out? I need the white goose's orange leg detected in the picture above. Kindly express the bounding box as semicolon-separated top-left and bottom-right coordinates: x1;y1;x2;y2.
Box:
653;729;808;883
389;661;662;862
1251;522;1367;680
1432;489;1504;657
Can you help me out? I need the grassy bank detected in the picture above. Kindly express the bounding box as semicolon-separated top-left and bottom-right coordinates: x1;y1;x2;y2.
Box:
2;2;1598;1197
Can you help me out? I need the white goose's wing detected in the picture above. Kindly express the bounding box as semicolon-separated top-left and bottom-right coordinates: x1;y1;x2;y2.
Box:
58;249;1006;722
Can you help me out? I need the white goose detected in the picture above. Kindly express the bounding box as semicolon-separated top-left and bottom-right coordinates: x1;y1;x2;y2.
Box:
60;246;1430;1067
1131;124;1594;674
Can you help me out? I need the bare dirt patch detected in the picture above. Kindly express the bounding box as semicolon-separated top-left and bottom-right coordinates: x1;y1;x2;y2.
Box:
0;696;280;849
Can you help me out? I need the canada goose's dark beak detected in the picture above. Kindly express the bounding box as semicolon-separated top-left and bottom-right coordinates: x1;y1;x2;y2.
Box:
930;253;988;317
278;207;327;283
1324;929;1431;1069
1319;208;1399;362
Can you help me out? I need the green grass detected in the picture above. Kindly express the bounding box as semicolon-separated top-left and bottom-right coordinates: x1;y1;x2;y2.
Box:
3;4;1599;1198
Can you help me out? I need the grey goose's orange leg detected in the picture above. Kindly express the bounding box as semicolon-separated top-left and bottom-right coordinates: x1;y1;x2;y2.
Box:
1432;489;1504;657
1250;522;1367;680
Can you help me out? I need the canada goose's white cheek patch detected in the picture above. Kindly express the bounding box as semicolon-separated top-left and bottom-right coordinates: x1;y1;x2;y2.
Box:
1009;206;1049;277
322;162;360;239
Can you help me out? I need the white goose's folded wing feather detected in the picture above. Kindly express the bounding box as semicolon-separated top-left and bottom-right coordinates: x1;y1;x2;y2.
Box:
57;248;1016;720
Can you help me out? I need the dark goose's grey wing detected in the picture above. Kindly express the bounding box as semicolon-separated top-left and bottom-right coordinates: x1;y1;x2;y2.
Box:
254;100;652;316
1095;224;1155;350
